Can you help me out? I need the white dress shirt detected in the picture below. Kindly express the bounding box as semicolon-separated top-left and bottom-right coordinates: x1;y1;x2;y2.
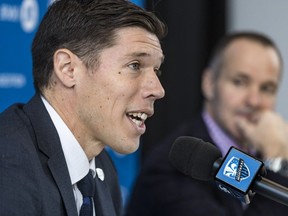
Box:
42;96;96;215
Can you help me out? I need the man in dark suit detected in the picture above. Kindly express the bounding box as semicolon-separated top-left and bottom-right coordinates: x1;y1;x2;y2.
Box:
0;0;167;215
125;32;288;215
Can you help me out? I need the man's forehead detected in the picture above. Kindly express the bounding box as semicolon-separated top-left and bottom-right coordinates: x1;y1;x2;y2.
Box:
126;51;164;62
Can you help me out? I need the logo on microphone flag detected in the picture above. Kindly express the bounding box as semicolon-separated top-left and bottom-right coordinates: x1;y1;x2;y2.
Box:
223;157;250;182
215;147;264;204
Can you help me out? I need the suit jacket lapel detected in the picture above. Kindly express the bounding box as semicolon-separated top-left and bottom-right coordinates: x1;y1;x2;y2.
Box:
93;155;117;216
48;153;78;216
94;177;117;216
24;95;78;216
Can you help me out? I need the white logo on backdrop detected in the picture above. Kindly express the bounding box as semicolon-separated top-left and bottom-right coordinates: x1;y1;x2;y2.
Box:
0;0;39;33
0;73;26;88
20;0;39;33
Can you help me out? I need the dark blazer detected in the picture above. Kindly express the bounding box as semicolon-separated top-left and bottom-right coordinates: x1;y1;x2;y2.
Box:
0;95;122;216
125;114;288;216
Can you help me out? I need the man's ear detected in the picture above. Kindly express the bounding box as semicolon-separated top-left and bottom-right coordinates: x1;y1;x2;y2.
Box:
53;48;78;88
202;68;215;100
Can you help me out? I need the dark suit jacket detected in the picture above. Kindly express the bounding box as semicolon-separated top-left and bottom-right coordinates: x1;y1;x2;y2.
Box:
0;95;122;216
125;114;288;216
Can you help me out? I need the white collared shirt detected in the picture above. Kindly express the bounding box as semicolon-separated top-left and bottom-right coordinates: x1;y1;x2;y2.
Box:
42;97;96;215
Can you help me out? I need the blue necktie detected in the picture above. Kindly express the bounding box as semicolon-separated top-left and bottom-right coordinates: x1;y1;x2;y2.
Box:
77;170;95;216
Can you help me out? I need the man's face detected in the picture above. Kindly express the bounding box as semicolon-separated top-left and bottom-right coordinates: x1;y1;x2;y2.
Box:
74;27;165;154
204;39;281;142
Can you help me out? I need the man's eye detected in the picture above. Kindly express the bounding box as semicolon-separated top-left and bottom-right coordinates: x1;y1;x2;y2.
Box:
129;62;140;70
232;78;247;86
261;85;277;95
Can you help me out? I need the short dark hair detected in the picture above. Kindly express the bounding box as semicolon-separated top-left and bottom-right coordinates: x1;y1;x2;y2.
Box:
207;31;283;79
32;0;167;93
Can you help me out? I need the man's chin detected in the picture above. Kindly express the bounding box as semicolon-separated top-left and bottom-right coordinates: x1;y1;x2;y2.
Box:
116;141;140;155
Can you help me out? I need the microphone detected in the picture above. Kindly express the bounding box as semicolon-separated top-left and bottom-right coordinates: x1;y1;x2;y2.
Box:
169;136;288;206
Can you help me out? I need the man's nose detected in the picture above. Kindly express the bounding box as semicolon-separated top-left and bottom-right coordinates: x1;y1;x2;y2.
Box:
144;70;165;100
246;87;262;107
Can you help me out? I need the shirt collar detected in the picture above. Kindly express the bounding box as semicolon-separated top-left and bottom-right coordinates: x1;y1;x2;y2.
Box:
202;110;240;156
41;96;96;184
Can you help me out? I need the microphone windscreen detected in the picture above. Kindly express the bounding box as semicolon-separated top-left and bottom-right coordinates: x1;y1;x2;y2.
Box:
169;136;222;181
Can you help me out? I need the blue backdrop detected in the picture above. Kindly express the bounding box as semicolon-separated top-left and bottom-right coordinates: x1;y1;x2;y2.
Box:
0;0;145;206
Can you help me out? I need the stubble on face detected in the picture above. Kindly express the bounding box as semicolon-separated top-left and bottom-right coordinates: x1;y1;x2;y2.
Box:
74;27;164;156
